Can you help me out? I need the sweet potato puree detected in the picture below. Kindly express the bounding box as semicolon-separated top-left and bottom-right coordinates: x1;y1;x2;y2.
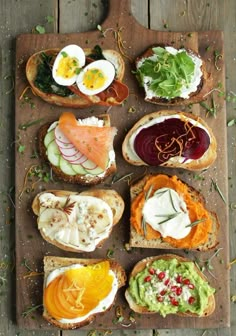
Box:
130;175;212;248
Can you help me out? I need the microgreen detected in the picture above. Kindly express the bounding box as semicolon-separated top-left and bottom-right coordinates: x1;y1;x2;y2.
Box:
35;25;45;34
19;118;44;130
136;47;195;99
18;144;25;154
61;51;68;58
22;304;43;318
45;15;54;23
227;119;236;127
106;249;114;258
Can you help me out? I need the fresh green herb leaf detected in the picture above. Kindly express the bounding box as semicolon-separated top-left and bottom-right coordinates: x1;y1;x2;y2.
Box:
211;178;226;204
61;51;68;58
18;145;25;154
106;249;114;258
46;15;54;23
35;25;45;34
227;119;236;127
22;304;43;318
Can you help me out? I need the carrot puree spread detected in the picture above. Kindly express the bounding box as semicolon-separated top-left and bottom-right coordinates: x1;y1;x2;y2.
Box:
130;175;212;248
44;261;114;320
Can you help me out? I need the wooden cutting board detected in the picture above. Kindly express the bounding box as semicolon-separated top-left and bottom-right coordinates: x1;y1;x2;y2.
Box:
15;0;229;330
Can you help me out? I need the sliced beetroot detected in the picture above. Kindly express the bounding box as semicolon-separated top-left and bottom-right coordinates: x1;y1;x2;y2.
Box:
134;118;210;165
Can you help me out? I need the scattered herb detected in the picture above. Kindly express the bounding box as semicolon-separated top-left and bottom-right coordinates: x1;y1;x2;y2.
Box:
227;119;236;127
228;258;236;269
196;247;223;278
106;249;114;258
128;106;136;113
21;258;34;272
193;173;205;181
200;96;217;118
45;15;54;23
18;144;25;154
4;74;14;94
19;118;44;130
231;295;236;303
163;23;169;29
111;172;133;185
185;218;206;228
22;304;43;318
214;50;223;71
35;25;45;34
211;178;227;204
61;51;68;58
226;91;236;103
156;212;181;225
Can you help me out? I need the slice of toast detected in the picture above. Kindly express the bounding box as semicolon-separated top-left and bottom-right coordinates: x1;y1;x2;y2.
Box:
135;45;213;106
32;189;124;252
129;174;219;251
125;254;215;317
122;110;217;171
43;256;126;329
38;114;116;185
26;48;125;108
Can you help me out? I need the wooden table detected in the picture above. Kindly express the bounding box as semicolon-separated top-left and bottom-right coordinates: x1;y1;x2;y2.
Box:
0;0;235;335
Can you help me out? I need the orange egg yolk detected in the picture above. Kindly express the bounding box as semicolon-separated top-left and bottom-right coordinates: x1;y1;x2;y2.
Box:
83;68;106;90
57;56;80;79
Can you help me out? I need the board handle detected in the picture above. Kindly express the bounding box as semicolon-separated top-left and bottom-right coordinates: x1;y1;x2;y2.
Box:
102;0;133;27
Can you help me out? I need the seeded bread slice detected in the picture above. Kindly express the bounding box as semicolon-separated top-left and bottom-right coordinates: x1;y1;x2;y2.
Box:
122;110;217;171
43;256;126;329
135;46;213;106
125;254;215;317
26;48;125;108
38;114;116;185
129;174;219;251
32;189;124;252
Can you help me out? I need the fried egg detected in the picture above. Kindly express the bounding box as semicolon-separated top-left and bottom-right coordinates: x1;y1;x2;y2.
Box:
76;59;115;95
52;44;86;86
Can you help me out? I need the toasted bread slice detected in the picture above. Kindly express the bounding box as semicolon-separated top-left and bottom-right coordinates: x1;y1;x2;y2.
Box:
129;174;219;251
38;114;116;185
122;110;217;171
135;46;212;105
26;48;125;108
43;256;126;329
32;189;124;252
125;254;215;317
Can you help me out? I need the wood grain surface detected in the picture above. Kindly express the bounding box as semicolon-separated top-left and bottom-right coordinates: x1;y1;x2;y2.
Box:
0;0;235;335
14;0;229;331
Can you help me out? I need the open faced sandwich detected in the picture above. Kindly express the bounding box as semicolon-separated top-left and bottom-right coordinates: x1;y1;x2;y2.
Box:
26;44;129;107
38;111;117;185
43;256;126;329
122;111;217;171
134;45;212;105
32;189;124;252
125;254;215;317
129;174;219;251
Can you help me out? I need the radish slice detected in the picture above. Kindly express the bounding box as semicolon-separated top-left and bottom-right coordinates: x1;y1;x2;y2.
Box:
65;154;88;164
58;146;80;157
55;138;75;149
55;126;71;144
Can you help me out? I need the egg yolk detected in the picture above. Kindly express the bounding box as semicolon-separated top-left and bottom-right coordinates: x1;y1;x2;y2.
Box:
83;68;106;91
56;56;80;79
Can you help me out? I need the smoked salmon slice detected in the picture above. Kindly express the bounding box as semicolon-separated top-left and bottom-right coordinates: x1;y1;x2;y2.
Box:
58;112;117;170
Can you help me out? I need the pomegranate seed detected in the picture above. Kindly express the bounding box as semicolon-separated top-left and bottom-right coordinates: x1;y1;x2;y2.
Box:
183;278;190;285
149;268;155;275
188;296;195;304
188;283;195;290
157;271;165;280
144;275;152;282
170;297;179;306
171;285;178;292
164;278;170;286
157;296;164;302
176;287;182;296
176;275;182;283
160;289;167;296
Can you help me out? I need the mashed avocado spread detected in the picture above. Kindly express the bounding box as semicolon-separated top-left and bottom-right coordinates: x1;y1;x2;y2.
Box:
128;258;215;317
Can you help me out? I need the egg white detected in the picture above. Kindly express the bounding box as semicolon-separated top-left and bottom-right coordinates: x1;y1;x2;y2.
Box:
76;59;115;95
52;44;86;86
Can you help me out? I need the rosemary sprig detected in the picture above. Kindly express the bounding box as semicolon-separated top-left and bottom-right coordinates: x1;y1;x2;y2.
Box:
214;50;223;71
185;218;206;228
156;212;180;225
142;185;153;236
22;304;43;318
111;172;133;185
211;178;226;204
200;96;217;118
19;118;44;130
169;189;178;212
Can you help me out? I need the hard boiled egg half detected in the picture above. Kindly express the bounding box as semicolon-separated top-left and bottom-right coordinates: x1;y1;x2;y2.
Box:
52;44;86;86
76;60;115;95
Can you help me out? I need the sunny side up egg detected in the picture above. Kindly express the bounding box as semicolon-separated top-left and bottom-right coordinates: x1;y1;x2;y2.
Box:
52;44;86;86
76;60;115;95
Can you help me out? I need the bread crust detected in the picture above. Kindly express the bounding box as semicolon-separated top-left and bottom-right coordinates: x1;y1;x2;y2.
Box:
43;256;126;329
135;46;213;105
38;114;116;185
125;254;215;317
32;189;124;252
122;110;217;171
129;174;219;251
26;48;125;108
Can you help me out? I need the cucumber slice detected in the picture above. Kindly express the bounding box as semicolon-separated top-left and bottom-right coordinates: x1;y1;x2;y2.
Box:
47;140;60;166
44;130;55;147
59;157;77;176
83;159;105;176
71;163;87;175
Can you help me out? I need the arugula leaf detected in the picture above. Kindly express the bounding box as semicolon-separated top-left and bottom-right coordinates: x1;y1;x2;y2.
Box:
137;47;195;99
